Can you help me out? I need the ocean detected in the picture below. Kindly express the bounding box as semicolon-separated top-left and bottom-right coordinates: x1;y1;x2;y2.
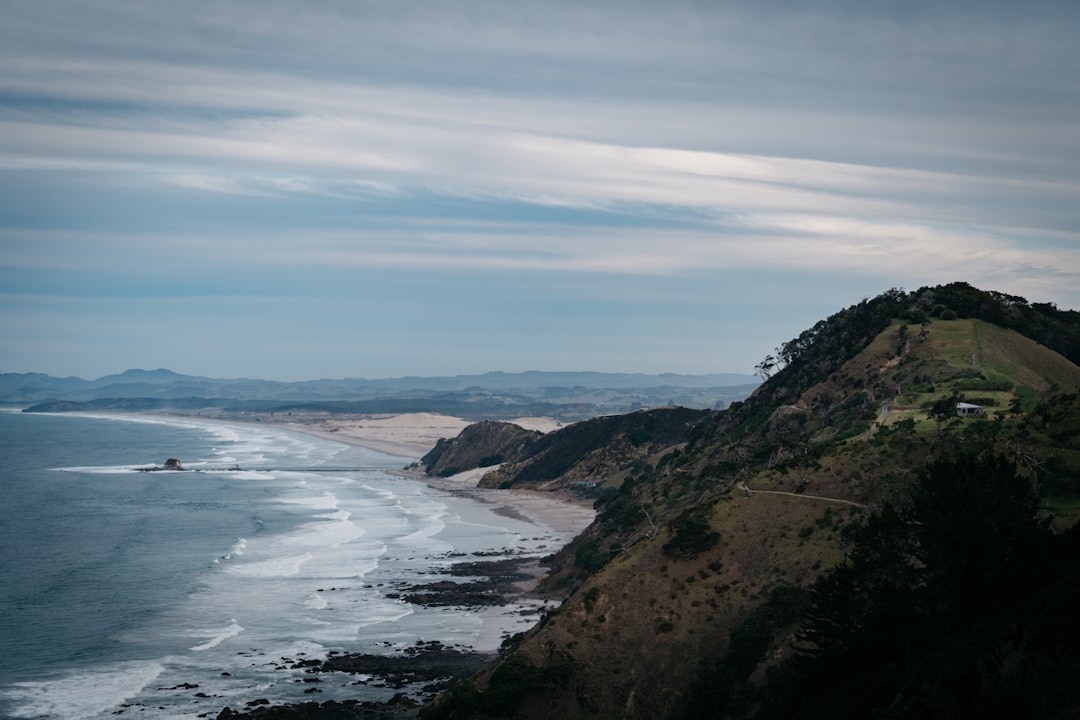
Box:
0;411;561;719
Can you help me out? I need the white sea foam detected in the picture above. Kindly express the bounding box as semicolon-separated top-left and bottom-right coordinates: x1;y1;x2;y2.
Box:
187;618;245;651
222;469;266;480
286;510;365;549
212;538;248;565
302;600;416;642
304;592;329;610
3;412;573;718
56;465;142;474
279;490;340;510
226;552;315;577
1;661;165;720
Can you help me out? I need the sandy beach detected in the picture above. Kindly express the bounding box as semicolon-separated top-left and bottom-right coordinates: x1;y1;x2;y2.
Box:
272;412;596;549
275;412;474;458
275;412;564;458
270;411;596;620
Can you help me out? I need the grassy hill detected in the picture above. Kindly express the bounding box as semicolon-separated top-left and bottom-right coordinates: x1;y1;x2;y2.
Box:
422;283;1080;720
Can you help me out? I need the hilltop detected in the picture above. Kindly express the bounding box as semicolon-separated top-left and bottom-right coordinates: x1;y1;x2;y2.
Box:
415;282;1080;720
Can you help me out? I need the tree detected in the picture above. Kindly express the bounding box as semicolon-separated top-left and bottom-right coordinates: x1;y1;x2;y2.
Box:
761;454;1080;719
754;354;777;382
930;391;961;434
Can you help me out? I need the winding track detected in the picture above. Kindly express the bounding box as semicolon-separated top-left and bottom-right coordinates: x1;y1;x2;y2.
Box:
738;481;868;508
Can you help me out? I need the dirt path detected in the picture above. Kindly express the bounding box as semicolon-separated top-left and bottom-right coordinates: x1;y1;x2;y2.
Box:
739;482;868;508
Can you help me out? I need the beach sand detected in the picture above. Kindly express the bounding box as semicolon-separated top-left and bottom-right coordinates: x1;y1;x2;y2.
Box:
275;412;564;459
277;412;473;458
269;412;595;623
417;466;595;545
273;412;595;551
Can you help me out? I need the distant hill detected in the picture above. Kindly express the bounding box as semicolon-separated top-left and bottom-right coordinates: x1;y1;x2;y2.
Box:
8;369;758;421
87;368;193;387
422;282;1080;720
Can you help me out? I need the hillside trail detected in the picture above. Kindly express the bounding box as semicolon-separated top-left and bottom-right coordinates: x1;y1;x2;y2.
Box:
738;481;868;508
860;399;895;440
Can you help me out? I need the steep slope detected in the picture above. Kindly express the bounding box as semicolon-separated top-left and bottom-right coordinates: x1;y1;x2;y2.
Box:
422;284;1080;720
421;407;711;492
423;421;542;477
479;407;711;491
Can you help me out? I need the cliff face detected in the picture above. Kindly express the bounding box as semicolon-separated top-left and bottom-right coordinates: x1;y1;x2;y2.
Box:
422;421;541;477
422;284;1080;720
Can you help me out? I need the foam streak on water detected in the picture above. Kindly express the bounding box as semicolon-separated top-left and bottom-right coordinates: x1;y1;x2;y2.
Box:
0;412;561;720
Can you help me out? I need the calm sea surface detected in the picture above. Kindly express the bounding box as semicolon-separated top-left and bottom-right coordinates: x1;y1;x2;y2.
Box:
0;411;555;719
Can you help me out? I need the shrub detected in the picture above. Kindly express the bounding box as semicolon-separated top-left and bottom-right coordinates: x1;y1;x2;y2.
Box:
664;513;721;559
583;586;601;613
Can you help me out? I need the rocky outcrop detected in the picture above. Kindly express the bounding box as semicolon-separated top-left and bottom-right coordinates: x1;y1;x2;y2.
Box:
422;421;540;477
138;458;186;472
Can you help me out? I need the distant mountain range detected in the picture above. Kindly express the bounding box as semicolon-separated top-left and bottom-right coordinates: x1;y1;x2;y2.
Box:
5;369;760;420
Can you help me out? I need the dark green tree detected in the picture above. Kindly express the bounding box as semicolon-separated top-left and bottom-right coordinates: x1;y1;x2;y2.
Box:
760;454;1080;719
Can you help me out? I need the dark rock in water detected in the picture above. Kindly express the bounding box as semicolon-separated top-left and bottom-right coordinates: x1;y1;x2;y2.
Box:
212;643;485;717
215;698;419;718
209;564;527;718
388;558;535;607
140;458;186;472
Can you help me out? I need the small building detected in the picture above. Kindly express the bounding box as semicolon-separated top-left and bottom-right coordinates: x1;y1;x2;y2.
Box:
956;402;984;417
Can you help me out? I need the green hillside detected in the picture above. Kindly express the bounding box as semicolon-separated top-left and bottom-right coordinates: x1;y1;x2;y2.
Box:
423;283;1080;720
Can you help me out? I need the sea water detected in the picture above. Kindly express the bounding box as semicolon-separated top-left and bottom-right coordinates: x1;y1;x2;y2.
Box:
0;411;563;719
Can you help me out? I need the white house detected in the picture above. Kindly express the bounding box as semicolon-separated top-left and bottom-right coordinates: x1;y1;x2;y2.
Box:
956;402;984;417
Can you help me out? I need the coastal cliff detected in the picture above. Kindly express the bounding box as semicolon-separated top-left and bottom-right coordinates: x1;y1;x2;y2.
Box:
418;283;1080;720
422;421;541;478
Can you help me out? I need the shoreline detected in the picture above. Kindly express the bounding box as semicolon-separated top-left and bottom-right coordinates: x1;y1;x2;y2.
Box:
10;410;596;717
271;412;474;459
247;412;596;549
206;412;596;714
222;411;596;611
47;408;595;565
25;408;596;558
131;408;596;576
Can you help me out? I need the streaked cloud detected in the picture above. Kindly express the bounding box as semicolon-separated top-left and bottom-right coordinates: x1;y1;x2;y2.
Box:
0;0;1077;379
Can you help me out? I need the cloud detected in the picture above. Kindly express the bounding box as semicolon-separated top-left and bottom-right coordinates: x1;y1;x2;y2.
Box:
1;1;1078;379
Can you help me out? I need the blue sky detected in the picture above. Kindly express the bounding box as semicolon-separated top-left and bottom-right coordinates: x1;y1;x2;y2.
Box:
1;1;1078;381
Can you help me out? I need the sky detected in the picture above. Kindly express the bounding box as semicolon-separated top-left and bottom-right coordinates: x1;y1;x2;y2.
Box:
1;0;1078;381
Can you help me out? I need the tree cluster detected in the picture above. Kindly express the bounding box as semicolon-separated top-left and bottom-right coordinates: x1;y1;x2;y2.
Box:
758;454;1080;719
